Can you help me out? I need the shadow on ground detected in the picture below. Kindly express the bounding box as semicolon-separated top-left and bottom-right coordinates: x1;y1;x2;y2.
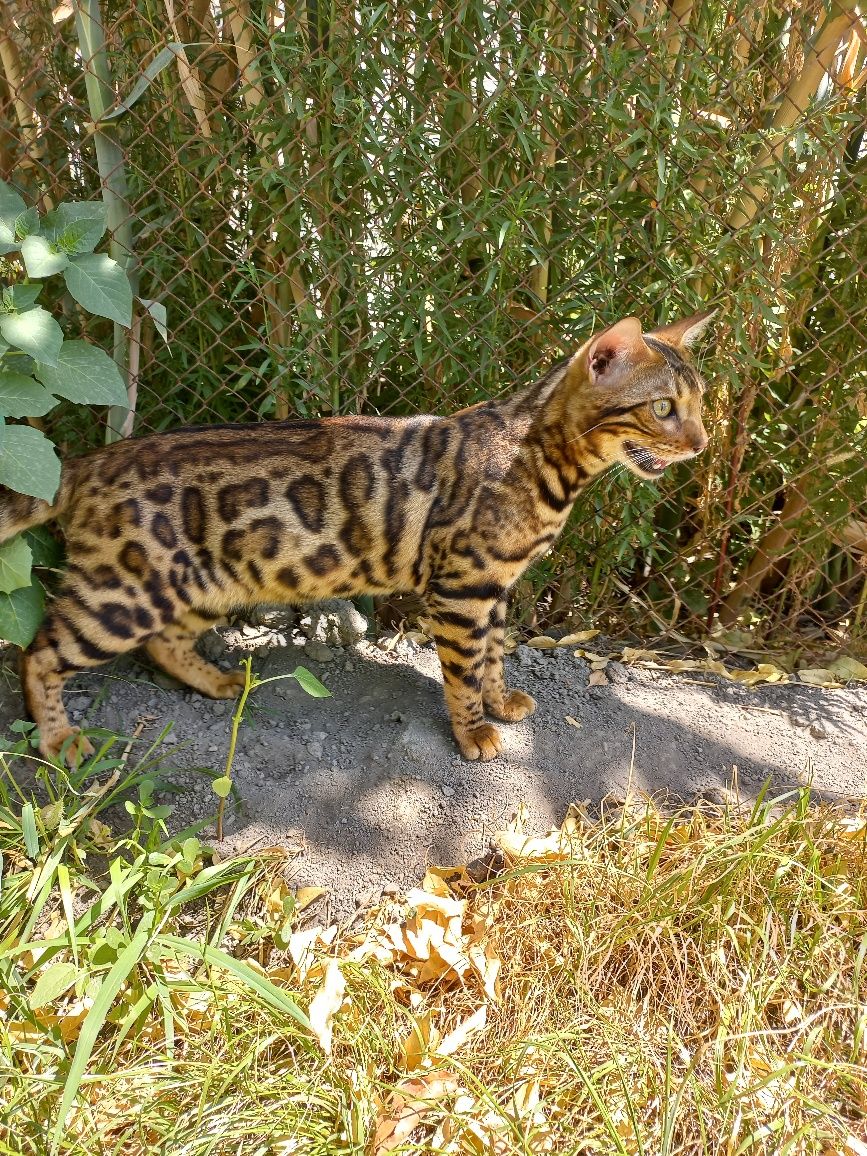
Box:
1;631;865;917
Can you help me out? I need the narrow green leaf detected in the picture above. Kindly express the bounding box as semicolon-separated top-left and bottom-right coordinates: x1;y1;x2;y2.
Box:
21;235;69;278
0;537;33;594
0;307;63;367
101;44;191;121
292;665;331;698
0;579;45;647
30;961;78;1008
156;934;311;1032
0;425;61;501
64;253;133;326
50;925;153;1154
139;297;168;344
0;370;59;418
21;802;39;857
35;340;128;407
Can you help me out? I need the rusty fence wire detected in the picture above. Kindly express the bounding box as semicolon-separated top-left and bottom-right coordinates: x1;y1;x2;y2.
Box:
2;0;867;651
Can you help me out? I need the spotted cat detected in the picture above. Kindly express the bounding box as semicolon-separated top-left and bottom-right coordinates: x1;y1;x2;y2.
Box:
0;311;712;764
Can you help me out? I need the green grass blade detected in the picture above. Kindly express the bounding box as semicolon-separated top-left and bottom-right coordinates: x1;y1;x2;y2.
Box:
155;934;312;1034
50;921;153;1154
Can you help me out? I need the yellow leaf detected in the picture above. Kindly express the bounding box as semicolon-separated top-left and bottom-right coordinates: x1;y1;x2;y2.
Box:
400;1010;435;1070
588;670;609;686
526;636;557;649
557;629;600;645
435;1005;487;1057
295;886;327;912
308;959;346;1054
621;646;663;664
564;716;581;728
729;663;786;686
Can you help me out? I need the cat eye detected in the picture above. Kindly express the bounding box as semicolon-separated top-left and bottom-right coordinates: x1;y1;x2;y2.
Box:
652;398;674;419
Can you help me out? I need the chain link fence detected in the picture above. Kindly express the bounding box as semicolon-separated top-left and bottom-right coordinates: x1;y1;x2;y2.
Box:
2;0;867;650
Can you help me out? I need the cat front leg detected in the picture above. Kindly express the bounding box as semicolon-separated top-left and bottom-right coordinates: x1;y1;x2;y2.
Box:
482;596;536;722
425;592;503;761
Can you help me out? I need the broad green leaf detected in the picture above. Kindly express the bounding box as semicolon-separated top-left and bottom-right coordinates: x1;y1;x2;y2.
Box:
0;307;62;366
0;370;59;417
292;665;331;698
10;284;42;312
64;253;133;326
0;180;25;253
50;924;153;1155
139;297;168;344
14;207;39;240
30;961;78;1008
0;537;33;594
25;525;63;568
211;776;233;798
0;425;61;501
0;578;44;647
42;202;107;254
21;234;69;278
35;340;128;407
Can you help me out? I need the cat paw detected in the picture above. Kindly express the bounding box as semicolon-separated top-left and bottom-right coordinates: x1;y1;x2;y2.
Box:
40;727;96;768
486;690;536;722
457;723;503;761
207;671;247;699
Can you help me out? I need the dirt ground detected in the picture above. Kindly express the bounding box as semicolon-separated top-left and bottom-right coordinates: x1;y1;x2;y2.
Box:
2;603;865;918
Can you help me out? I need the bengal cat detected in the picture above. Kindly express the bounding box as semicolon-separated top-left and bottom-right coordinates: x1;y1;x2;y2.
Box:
0;311;712;764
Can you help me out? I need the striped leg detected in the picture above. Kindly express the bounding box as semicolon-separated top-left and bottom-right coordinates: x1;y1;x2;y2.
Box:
144;612;244;698
426;593;503;761
21;591;158;765
483;597;536;722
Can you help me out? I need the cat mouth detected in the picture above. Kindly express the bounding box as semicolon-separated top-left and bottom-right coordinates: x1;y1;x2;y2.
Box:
624;441;669;476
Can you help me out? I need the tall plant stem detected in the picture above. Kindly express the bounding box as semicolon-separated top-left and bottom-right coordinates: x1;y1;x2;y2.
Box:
72;0;139;442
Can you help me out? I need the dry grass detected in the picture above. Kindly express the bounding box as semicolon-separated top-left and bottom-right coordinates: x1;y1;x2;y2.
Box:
2;771;865;1155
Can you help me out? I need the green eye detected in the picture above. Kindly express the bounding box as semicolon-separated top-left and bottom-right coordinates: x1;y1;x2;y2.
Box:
652;399;673;419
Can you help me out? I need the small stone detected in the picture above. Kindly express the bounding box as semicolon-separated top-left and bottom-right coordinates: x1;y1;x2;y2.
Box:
304;640;335;663
810;724;827;740
389;710;405;723
381;881;401;897
516;645;534;668
440;784;455;798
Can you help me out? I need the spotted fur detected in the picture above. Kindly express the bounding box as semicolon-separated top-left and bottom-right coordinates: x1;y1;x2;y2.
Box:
1;312;712;763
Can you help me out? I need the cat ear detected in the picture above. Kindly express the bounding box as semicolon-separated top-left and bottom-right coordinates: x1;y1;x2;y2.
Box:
585;316;646;385
649;308;717;349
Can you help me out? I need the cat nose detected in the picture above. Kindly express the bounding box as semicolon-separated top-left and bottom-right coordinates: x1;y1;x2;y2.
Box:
684;420;708;454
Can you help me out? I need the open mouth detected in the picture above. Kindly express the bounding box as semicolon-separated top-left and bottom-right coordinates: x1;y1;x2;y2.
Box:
624;441;669;476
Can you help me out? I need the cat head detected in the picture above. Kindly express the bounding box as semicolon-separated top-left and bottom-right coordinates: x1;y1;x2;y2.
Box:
569;311;713;479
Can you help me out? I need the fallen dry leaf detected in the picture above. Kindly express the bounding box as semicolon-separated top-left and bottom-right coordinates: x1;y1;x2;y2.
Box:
526;636;557;649
400;1010;436;1071
564;716;582;728
294;886;328;912
797;668;843;688
729;663;787;687
827;656;867;681
588;670;609;686
308;958;346;1054
373;1072;461;1154
557;629;600;645
435;1006;487;1057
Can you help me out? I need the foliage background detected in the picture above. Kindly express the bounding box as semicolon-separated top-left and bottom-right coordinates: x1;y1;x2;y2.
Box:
2;0;866;644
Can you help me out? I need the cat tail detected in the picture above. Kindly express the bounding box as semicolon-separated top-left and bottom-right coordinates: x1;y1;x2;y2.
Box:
0;466;75;543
